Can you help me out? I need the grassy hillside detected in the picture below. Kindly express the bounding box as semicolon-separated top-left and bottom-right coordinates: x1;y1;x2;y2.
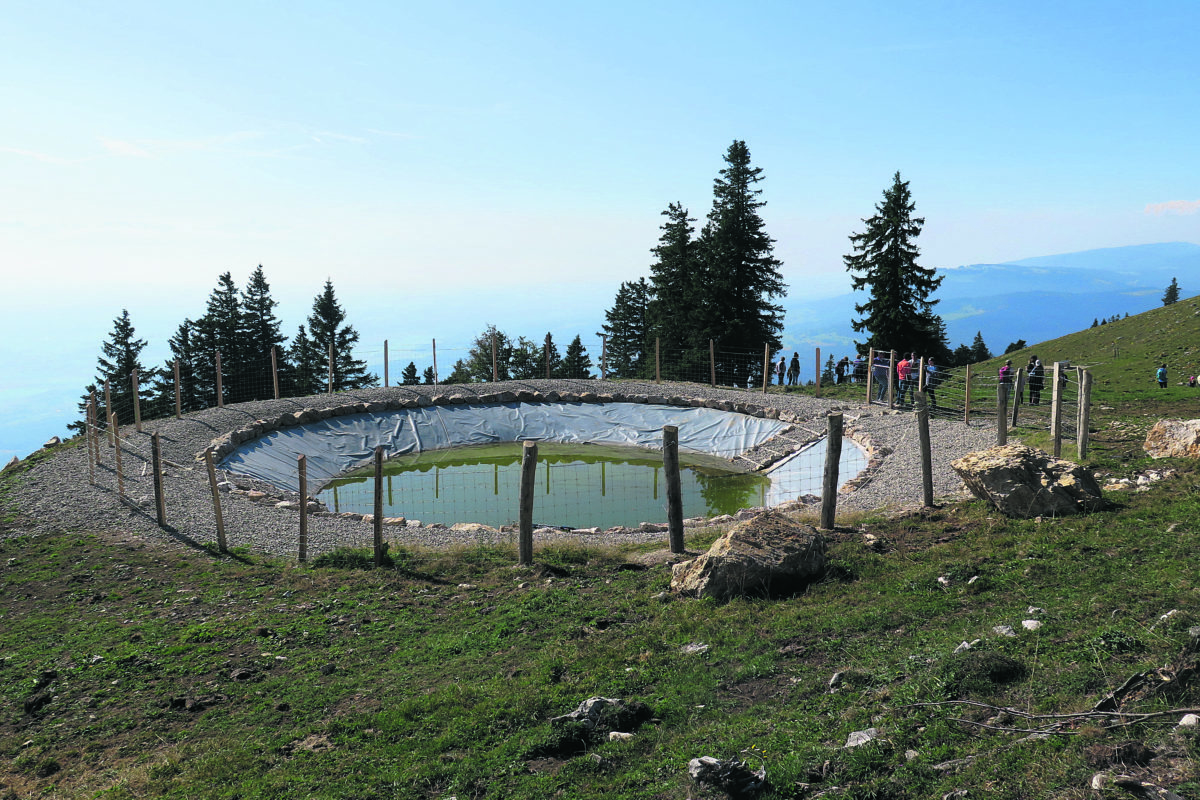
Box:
3;300;1200;799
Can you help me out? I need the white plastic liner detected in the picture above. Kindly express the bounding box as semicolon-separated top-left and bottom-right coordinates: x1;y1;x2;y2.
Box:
220;402;789;492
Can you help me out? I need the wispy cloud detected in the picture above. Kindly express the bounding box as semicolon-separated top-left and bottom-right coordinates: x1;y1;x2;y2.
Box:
98;131;268;159
366;128;420;140
0;145;77;166
310;130;367;145
101;138;154;158
1144;199;1200;215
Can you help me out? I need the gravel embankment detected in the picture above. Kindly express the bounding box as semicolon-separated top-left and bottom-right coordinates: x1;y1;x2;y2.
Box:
2;380;997;556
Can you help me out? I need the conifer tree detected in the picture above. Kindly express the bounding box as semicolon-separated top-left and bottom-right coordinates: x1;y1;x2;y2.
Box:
646;202;700;372
240;265;289;400
465;325;513;382
75;309;153;433
560;335;593;379
845;172;944;356
401;362;420;385
1163;277;1181;306
509;337;542;380
305;280;376;391
150;319;204;416
194;272;243;405
970;331;992;362
693;140;786;384
422;366;435;385
287;325;320;396
603;279;650;378
542;333;563;378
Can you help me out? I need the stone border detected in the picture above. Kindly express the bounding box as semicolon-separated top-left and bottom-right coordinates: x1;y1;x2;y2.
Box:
205;391;881;531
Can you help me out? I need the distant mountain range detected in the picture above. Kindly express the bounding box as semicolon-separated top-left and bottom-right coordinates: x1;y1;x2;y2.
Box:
783;242;1200;356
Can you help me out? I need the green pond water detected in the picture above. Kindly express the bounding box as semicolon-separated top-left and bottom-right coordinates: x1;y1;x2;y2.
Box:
317;442;774;530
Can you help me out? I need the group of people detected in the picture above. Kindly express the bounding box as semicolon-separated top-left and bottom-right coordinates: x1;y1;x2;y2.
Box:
868;352;942;407
772;353;869;388
998;354;1047;404
773;352;803;387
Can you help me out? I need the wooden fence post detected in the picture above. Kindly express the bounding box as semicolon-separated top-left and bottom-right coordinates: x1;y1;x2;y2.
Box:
373;446;384;567
86;397;96;484
89;390;102;465
1011;367;1025;428
272;346;281;399
761;344;769;393
151;432;166;526
110;413;124;499
204;447;227;553
298;454;308;563
997;383;1009;445
815;347;821;397
888;351;896;409
104;379;113;446
131;369;142;433
518;441;538;565
173;360;182;419
491;333;498;382
663;425;684;553
820;413;843;530
700;338;710;388
656;337;662;384
1051;361;1064;457
545;333;551;379
432;339;439;385
866;348;875;405
327;343;334;395
383;340;389;387
964;364;973;425
599;333;607;380
1077;369;1093;459
215;351;224;408
916;392;933;507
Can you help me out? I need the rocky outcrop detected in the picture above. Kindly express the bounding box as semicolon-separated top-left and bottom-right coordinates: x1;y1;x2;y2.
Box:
951;444;1105;519
670;510;826;601
1144;419;1200;459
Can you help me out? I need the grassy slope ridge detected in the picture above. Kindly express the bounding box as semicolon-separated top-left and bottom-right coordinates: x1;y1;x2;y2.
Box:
2;301;1200;799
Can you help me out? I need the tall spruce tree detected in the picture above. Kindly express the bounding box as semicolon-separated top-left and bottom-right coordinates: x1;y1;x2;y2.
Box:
75;309;153;433
844;172;944;356
693;140;786;384
970;331;992;362
602;278;649;378
305;280;376;391
1163;277;1181;306
240;265;289;400
194;272;244;406
422;366;435;385
646;203;700;372
542;333;563;378
401;361;420;385
560;335;593;379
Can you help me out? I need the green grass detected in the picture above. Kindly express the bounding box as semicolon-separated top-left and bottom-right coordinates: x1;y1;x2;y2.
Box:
3;303;1200;798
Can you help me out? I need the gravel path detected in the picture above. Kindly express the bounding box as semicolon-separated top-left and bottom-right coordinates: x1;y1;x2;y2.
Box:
2;380;997;556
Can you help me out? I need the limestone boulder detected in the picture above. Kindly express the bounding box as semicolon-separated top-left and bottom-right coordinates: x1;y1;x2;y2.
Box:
670;510;826;601
1144;419;1200;459
951;444;1106;519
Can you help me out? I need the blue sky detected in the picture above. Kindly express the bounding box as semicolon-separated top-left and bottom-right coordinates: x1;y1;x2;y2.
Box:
1;1;1198;458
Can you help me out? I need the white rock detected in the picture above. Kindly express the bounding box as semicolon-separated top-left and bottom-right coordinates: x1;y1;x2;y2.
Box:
993;625;1017;637
1178;714;1200;728
608;731;635;742
1027;606;1044;616
681;642;709;655
845;727;879;748
1022;620;1042;631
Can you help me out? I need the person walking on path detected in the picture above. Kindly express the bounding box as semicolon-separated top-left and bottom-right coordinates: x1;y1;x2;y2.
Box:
775;355;786;386
787;352;800;387
998;359;1013;401
896;353;913;406
872;355;888;403
1027;355;1044;405
925;357;940;409
1157;363;1168;388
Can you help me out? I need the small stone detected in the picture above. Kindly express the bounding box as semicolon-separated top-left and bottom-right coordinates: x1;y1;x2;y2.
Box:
680;642;709;655
1178;714;1200;727
993;625;1017;637
1022;620;1042;631
609;731;635;742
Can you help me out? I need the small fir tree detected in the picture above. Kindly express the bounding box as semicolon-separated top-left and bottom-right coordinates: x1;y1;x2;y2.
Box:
422;366;435;385
1163;277;1180;306
75;309;153;433
845;172;944;356
240;265;289;401
401;362;420;385
305;280;377;391
970;332;992;362
603;279;650;378
560;335;593;379
465;325;513;382
194;272;243;405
